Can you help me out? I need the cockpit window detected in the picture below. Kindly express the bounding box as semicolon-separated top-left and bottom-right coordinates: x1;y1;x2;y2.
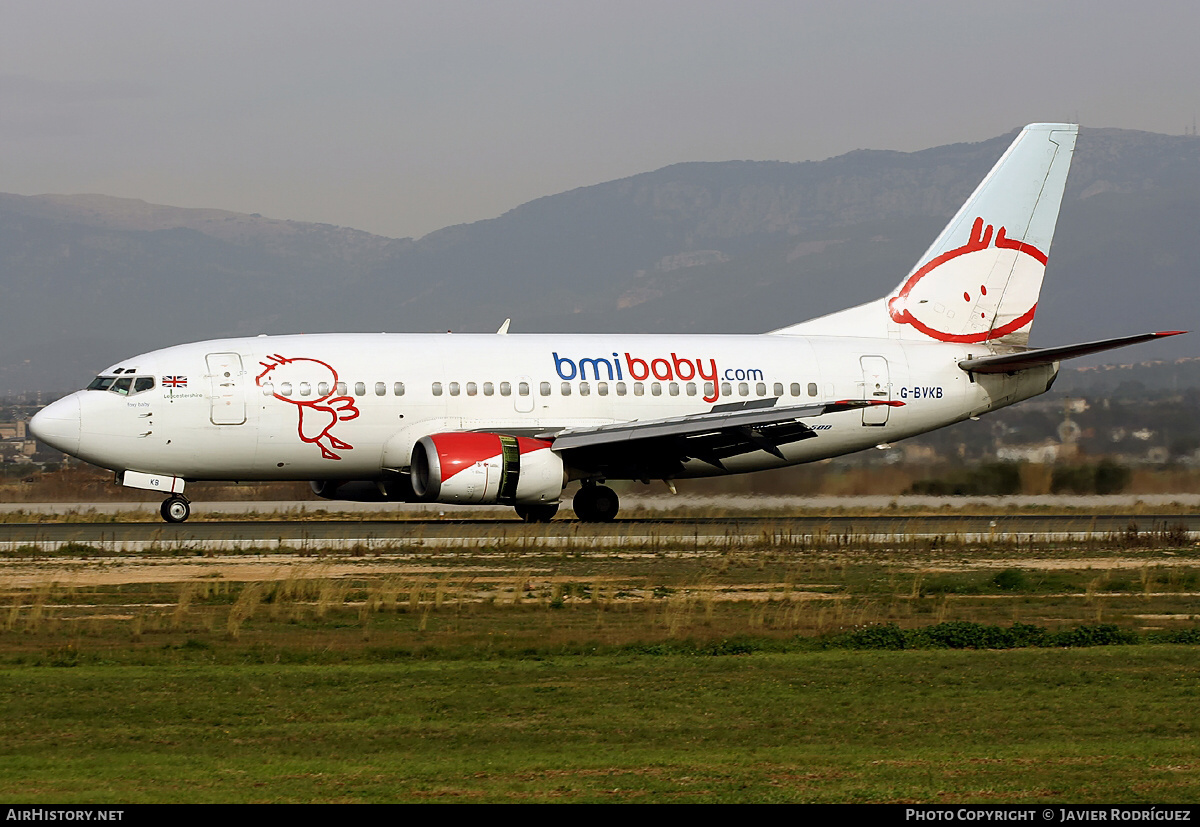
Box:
89;374;155;395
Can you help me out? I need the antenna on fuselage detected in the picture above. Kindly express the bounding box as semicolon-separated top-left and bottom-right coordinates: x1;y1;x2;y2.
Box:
497;318;511;334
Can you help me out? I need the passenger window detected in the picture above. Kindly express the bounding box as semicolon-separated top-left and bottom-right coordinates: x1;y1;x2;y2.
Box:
579;382;590;396
483;382;493;396
616;382;627;396
449;382;460;396
336;382;347;396
669;382;679;396
134;377;155;393
790;383;801;397
539;382;550;396
519;381;530;396
773;383;784;397
721;382;732;397
756;382;766;396
500;382;511;396
686;383;696;396
738;382;749;397
261;382;274;396
299;382;311;397
394;382;405;396
375;382;386;396
597;382;608;396
281;382;293;397
560;382;572;396
355;382;366;396
634;383;644;396
432;382;443;396
466;382;477;396
810;383;820;397
705;382;715;398
317;382;330;397
651;383;662;396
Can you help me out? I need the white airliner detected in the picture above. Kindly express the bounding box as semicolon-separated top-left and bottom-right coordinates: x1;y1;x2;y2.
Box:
29;124;1182;523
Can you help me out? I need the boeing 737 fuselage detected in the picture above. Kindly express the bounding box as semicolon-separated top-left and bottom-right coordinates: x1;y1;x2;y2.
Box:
29;125;1183;522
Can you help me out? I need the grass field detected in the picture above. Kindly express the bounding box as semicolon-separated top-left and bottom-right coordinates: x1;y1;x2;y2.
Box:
3;650;1199;803
2;523;1199;803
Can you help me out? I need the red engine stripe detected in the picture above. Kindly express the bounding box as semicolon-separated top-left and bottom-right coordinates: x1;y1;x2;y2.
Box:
429;434;555;483
430;433;503;482
516;437;554;455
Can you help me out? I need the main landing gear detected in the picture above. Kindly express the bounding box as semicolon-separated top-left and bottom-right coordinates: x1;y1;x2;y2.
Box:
513;483;620;523
160;495;191;524
573;483;619;523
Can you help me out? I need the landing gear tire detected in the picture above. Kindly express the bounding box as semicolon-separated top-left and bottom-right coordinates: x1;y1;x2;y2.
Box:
160;496;190;524
573;484;619;523
515;503;559;523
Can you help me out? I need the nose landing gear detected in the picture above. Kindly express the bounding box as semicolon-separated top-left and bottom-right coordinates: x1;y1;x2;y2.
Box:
119;472;190;523
160;495;191;524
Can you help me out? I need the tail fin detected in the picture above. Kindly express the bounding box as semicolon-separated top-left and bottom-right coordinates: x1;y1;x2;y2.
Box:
773;123;1078;349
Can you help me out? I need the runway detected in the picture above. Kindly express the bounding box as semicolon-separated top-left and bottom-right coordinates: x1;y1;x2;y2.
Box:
0;511;1195;552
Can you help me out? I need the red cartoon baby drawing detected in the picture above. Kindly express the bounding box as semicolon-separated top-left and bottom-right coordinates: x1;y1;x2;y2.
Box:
887;217;1047;344
255;355;360;459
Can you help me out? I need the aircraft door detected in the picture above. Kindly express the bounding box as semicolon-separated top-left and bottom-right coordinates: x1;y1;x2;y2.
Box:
514;375;535;413
206;352;247;425
860;355;891;426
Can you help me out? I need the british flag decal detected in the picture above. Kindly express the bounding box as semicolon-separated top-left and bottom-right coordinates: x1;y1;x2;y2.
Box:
163;376;188;388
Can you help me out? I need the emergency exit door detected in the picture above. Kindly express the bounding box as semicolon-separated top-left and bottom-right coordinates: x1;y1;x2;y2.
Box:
860;355;891;426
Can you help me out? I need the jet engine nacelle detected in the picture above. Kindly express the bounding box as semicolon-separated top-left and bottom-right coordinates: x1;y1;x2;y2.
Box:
309;477;417;502
410;433;564;505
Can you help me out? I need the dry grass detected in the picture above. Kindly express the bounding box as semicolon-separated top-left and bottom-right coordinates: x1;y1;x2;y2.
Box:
1;560;1196;659
0;511;1195;659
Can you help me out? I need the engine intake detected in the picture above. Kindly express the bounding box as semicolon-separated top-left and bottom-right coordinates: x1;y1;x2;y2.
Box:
410;433;564;505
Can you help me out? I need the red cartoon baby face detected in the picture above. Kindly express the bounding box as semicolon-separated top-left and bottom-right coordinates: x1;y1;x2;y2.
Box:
255;354;359;460
887;217;1046;344
256;355;339;403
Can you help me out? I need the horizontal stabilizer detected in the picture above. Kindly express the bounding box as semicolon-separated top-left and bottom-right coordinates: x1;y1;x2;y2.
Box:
957;331;1185;374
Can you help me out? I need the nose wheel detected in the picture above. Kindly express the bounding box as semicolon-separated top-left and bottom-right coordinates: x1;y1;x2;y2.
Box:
160;495;191;524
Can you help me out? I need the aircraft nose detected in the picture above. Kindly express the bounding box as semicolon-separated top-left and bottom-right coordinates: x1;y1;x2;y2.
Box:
29;395;81;456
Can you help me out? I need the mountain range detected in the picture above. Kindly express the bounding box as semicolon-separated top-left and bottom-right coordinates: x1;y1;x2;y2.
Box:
1;126;1197;393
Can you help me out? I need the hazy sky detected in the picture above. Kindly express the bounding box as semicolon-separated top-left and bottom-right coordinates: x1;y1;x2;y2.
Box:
3;0;1198;239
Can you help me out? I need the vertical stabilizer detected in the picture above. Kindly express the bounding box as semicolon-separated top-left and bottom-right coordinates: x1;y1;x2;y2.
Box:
773;123;1078;349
